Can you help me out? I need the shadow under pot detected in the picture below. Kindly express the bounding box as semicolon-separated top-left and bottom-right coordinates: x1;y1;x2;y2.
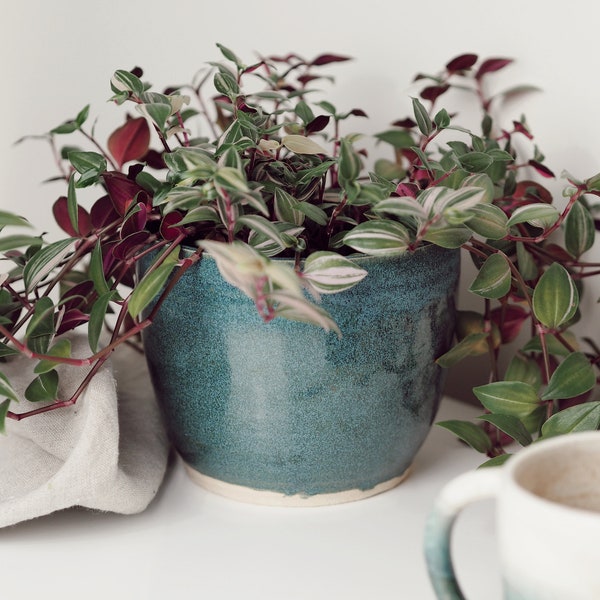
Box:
139;244;460;506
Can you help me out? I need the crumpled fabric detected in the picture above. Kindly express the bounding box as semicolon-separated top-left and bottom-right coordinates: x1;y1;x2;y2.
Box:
0;335;169;528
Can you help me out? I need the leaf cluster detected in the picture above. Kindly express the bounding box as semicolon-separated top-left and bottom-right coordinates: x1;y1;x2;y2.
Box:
382;53;600;462
0;46;599;454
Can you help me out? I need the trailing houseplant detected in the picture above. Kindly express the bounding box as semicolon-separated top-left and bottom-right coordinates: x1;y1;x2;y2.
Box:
0;45;597;475
0;44;381;426
371;53;600;465
0;44;464;503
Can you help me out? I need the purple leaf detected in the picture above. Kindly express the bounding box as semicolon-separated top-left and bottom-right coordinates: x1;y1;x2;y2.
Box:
61;280;95;312
107;117;150;169
297;74;320;86
236;96;257;114
56;309;89;335
476;58;513;80
446;53;478;72
392;118;417;129
305;115;330;135
160;211;184;241
140;149;166;170
513;180;553;204
490;304;529;343
90;195;120;229
112;231;151;260
512;121;534;140
52;196;92;237
395;183;419;198
266;53;303;64
121;203;149;239
528;160;555;179
310;53;351;66
420;84;450;103
102;172;148;215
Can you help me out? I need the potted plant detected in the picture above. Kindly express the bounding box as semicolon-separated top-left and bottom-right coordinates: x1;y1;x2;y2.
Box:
0;44;466;506
1;46;595;507
372;53;600;465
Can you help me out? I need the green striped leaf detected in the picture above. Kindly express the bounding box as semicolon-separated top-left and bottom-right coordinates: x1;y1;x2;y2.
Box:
337;138;362;188
214;166;250;192
136;102;171;131
23;238;77;292
172;206;220;226
436;332;489;367
247;224;303;257
269;291;340;335
0;399;10;434
33;338;72;374
411;97;433;136
516;242;539;280
0;235;42;253
460;173;494;204
296;202;328;226
25;296;55;355
0;372;20;403
465;203;508;239
437;420;492;453
507;204;559;229
237;215;286;248
128;247;180;318
274;189;304;226
343;220;410;256
373;196;426;221
0;211;31;228
111;69;144;95
532;263;578;329
541;402;600;438
477;413;532;446
469;253;512;299
302;252;367;294
421;224;472;248
479;454;512;468
564;201;595;259
504;354;542;389
458;152;494;173
473;381;540;418
541;352;595;401
25;370;59;403
89;241;110;296
88;291;118;353
67;173;79;233
282;135;328;156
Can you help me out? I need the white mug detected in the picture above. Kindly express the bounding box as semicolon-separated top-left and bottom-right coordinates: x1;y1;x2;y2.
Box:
424;431;600;599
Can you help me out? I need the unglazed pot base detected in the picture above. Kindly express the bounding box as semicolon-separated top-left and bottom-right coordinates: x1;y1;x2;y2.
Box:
183;462;412;507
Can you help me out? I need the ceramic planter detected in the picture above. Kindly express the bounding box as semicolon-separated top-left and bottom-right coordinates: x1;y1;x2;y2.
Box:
140;244;460;506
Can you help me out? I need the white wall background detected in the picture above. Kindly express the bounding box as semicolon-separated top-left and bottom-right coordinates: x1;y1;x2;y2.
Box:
2;0;600;401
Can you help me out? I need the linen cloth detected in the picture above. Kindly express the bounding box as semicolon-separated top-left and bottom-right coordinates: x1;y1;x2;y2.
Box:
0;335;169;528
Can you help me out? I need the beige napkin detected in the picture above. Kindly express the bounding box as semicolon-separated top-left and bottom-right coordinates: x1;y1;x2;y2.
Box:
0;335;169;528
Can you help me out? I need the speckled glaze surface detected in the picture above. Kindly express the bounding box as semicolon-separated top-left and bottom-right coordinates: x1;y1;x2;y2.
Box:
140;244;459;504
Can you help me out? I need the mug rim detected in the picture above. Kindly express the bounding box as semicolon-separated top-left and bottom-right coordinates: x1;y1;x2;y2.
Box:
504;430;600;516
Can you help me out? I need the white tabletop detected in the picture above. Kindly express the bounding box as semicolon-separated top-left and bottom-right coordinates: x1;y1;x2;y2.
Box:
0;396;500;600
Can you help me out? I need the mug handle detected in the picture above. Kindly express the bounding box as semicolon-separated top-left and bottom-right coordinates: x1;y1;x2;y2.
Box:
424;467;502;599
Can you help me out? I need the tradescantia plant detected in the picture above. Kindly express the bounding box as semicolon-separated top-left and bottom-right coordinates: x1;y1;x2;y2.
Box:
0;45;599;460
371;53;600;465
0;44;385;427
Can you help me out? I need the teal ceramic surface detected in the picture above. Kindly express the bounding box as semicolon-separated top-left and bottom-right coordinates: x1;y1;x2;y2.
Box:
141;244;459;502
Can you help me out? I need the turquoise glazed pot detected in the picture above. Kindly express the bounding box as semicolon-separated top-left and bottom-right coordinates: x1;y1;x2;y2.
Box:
141;244;459;506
